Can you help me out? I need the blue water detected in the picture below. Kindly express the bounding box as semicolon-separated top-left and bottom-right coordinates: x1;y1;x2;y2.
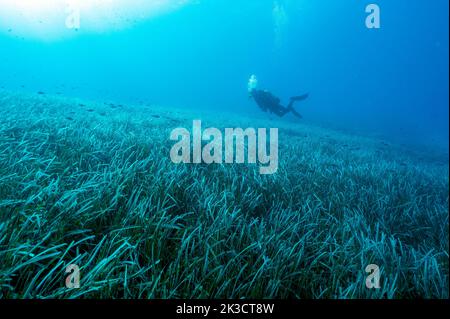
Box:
0;0;448;150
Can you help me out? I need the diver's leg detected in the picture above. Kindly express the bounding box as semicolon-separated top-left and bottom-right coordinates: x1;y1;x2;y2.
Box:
287;99;295;110
287;98;305;119
288;94;309;109
273;107;290;117
289;107;303;119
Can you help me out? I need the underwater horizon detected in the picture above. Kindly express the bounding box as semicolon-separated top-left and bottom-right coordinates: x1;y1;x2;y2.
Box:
1;0;449;151
0;0;449;301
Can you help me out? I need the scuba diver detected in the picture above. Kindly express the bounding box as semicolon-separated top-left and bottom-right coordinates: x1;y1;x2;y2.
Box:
247;75;309;119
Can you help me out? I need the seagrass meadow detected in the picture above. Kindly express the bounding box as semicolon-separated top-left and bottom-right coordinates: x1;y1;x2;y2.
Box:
0;90;448;299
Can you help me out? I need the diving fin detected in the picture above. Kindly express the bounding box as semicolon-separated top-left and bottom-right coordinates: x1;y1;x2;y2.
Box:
290;93;309;102
288;93;308;119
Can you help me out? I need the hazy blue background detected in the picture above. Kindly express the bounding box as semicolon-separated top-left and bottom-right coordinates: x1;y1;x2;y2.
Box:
0;0;448;150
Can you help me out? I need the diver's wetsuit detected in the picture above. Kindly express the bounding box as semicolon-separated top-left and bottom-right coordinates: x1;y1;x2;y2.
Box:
250;89;308;118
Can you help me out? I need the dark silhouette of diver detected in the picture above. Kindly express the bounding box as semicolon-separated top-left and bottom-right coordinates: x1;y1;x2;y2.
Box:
250;89;309;119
